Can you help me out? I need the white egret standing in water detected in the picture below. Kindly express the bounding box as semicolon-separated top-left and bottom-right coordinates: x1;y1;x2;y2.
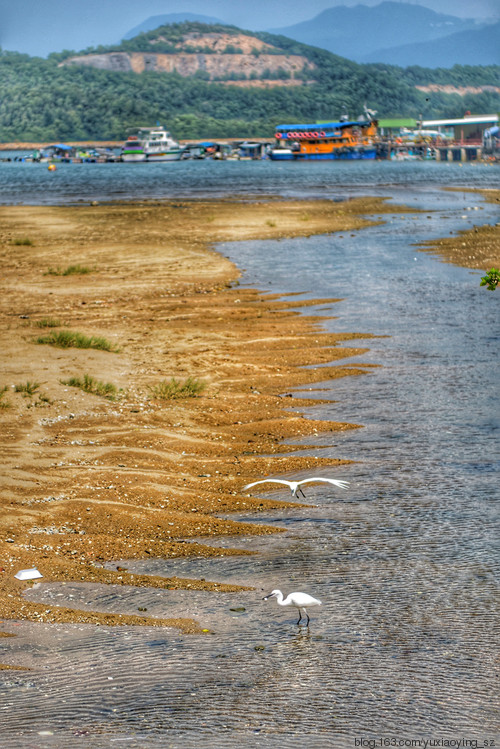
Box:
263;589;322;625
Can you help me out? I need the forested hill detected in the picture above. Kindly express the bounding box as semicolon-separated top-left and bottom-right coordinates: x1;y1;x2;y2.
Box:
1;21;499;142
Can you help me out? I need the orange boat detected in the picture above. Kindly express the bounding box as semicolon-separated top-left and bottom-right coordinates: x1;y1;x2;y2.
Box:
270;118;378;160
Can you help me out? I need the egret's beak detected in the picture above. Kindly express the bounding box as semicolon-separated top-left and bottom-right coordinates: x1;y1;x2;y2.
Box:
263;593;272;600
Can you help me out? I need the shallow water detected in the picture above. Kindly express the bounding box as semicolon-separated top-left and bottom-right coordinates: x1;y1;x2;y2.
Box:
1;157;500;204
1;167;499;747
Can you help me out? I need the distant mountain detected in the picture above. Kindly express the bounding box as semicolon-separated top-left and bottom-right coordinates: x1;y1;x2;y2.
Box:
123;13;224;40
363;19;500;67
268;2;478;63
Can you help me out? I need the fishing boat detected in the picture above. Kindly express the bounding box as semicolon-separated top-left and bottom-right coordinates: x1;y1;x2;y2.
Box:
39;144;76;163
270;118;378;160
121;135;146;162
138;126;183;162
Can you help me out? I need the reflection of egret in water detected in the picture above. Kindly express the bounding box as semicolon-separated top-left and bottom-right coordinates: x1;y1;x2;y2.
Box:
293;627;312;644
263;589;322;625
243;477;349;498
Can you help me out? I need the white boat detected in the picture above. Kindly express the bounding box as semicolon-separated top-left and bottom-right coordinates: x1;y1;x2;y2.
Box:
268;147;294;161
138;126;183;162
121;135;146;162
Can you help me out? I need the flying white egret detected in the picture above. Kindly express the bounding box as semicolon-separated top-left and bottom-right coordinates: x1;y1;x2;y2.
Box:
242;477;349;498
263;589;322;626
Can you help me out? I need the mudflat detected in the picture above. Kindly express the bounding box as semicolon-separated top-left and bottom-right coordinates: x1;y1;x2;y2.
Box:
0;194;498;636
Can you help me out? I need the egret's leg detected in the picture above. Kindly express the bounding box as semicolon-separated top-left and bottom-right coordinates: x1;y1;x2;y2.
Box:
297;610;302;625
305;610;310;626
299;488;307;498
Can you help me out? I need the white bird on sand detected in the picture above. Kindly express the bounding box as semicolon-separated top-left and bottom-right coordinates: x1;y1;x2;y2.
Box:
243;477;349;498
263;589;322;626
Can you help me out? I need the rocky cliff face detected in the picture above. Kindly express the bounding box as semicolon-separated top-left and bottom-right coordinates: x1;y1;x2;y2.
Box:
60;32;313;85
416;84;500;96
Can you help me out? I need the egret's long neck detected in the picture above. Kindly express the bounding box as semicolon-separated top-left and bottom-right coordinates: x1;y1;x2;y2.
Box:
276;592;287;606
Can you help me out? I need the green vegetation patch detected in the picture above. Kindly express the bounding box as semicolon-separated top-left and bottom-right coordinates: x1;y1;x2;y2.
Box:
36;318;63;328
27;393;52;408
45;264;93;276
10;382;51;408
11;238;34;246
62;374;119;399
149;376;206;400
35;330;120;352
480;268;499;291
14;380;41;396
0;385;12;409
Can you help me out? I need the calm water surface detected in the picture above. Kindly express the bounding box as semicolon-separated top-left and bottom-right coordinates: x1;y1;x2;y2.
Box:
1;162;499;748
1;156;500;203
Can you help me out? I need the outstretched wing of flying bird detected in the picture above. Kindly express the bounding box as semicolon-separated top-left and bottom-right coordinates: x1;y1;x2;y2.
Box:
243;479;293;491
297;478;350;490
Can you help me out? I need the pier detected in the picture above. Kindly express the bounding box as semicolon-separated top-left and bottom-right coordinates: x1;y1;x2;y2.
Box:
377;142;485;161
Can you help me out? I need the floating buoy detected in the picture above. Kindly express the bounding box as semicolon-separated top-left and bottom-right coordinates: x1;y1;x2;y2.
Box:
48;164;56;172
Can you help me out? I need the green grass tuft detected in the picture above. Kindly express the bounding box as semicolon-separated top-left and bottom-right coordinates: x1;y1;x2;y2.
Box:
149;376;206;400
62;264;92;276
14;381;41;396
26;393;52;409
36;318;63;328
45;264;92;276
36;394;52;405
62;374;119;400
12;238;34;246
0;385;12;409
35;330;119;352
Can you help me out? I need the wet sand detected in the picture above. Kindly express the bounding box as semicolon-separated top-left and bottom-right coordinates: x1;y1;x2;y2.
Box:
1;193;498;637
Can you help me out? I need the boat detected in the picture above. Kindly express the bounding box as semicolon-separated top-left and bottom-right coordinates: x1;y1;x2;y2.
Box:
39;143;76;163
267;147;294;161
269;118;378;160
138;126;183;162
121;135;146;162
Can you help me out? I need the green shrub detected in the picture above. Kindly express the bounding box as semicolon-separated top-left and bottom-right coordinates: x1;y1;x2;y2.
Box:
480;268;499;290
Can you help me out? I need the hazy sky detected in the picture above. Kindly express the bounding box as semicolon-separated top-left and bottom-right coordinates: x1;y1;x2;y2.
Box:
1;0;498;57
